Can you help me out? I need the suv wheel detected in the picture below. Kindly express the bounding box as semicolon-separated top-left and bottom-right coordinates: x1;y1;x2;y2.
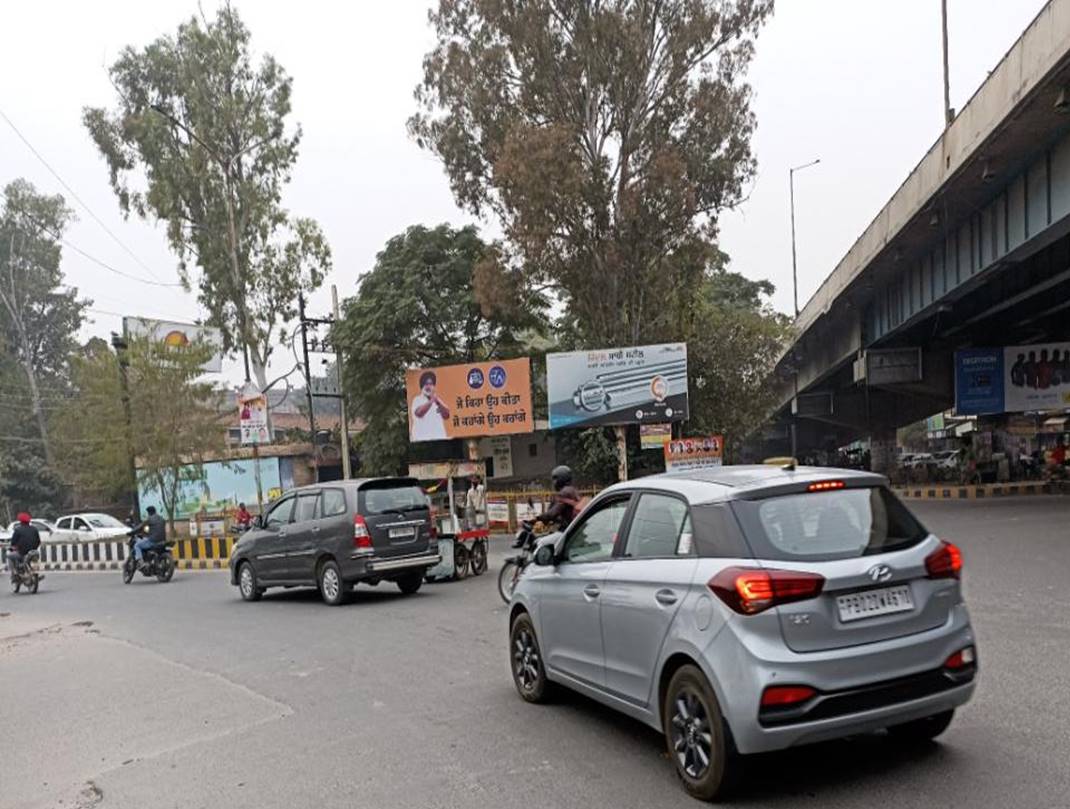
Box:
318;559;346;606
238;562;263;602
888;709;954;742
397;572;423;595
663;664;739;801
510;612;551;703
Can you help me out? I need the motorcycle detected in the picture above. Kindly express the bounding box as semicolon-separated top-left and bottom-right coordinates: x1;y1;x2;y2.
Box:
497;521;539;604
122;533;176;584
9;548;42;594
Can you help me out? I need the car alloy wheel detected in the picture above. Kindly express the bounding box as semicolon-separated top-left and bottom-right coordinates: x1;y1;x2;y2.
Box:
509;613;550;703
319;560;345;606
670;688;713;779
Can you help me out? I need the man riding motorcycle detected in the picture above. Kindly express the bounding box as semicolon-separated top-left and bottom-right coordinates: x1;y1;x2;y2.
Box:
7;512;41;581
513;465;581;548
129;506;167;569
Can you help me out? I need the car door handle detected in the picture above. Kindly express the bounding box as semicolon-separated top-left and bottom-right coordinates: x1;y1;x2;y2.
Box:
655;589;678;606
583;584;601;599
278;529;287;537
310;525;320;533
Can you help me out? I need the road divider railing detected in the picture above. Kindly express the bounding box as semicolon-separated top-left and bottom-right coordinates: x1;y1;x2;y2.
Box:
893;481;1061;500
0;535;238;572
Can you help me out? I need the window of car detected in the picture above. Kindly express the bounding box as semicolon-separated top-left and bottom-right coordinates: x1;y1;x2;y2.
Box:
57;517;71;530
360;484;429;515
622;494;692;559
265;497;295;529
293;492;319;523
73;518;90;531
563;497;631;564
320;488;348;518
86;514;125;528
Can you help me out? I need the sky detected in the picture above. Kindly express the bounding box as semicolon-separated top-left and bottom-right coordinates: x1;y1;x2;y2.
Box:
0;0;1051;385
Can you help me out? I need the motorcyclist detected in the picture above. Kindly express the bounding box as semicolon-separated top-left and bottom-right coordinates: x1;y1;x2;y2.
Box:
129;506;167;568
235;502;253;531
513;465;580;547
7;512;41;581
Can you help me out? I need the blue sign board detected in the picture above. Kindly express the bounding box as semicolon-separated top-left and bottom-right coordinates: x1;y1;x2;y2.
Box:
954;348;1004;415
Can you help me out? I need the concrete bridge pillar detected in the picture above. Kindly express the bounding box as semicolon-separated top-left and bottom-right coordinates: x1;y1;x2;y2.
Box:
869;428;898;476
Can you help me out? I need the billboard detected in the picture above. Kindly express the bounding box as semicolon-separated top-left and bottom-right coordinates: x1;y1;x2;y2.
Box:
404;358;533;442
123;317;224;372
955;342;1070;415
664;435;723;472
138;457;282;519
640;423;672;450
546;343;688;429
238;384;270;445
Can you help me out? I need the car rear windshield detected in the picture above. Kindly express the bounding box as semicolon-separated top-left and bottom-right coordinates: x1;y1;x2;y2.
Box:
360;484;429;515
731;487;928;562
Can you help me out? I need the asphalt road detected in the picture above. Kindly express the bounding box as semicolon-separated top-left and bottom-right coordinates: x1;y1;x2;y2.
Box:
2;497;1069;809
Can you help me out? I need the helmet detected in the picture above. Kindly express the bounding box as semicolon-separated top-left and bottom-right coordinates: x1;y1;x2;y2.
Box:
16;512;31;524
550;465;573;491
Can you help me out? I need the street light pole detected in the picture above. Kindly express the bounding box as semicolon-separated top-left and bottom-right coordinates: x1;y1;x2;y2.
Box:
942;0;954;127
789;158;820;460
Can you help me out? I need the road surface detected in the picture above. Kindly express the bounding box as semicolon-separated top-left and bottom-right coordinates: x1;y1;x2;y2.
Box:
2;497;1068;808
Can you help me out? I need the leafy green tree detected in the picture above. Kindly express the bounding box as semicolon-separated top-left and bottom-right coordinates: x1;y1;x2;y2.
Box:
336;225;544;475
411;0;772;347
83;4;331;389
0;179;86;467
55;336;226;530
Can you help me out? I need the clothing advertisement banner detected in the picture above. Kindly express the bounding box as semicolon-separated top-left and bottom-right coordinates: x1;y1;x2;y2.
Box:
954;349;1004;415
1004;342;1070;413
405;358;533;442
664;435;723;472
546;343;689;429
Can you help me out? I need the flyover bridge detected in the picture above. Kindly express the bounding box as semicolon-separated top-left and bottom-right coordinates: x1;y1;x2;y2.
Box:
765;0;1070;470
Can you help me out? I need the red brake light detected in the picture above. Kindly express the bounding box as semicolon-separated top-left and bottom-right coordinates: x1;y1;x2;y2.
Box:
709;567;825;615
925;541;962;579
761;685;817;708
806;480;845;492
944;646;976;670
353;515;372;550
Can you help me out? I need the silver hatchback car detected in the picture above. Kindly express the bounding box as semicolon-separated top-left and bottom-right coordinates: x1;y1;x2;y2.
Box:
508;465;977;801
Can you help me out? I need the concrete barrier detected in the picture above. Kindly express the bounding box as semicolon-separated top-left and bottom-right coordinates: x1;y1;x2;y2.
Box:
894;482;1058;500
1;535;237;572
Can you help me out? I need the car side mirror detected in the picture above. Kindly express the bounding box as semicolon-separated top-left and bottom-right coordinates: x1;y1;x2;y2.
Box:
533;544;556;567
254;515;264;529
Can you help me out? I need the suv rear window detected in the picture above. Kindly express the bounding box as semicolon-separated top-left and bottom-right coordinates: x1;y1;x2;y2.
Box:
360;484;429;515
732;487;927;562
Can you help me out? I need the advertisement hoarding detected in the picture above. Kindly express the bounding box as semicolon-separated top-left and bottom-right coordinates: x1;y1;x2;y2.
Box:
405;358;533;443
955;342;1070;415
238;383;270;445
664;435;723;472
123;317;224;373
546;343;688;429
640;423;672;450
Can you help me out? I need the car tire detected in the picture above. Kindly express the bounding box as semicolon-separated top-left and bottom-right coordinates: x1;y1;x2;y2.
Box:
238;562;263;602
510;612;552;704
663;664;739;802
887;709;954;742
397;572;423;595
318;559;346;606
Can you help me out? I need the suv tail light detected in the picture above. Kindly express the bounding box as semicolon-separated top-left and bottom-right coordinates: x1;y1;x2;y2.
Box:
709;567;825;615
944;646;976;670
761;685;817;708
925;541;962;579
353;515;373;553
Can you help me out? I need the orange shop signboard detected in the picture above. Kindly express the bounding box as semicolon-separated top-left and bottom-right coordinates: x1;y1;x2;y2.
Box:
405;358;534;442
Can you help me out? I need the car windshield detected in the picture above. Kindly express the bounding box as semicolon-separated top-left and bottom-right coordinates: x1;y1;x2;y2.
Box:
732;487;928;562
85;514;125;528
361;485;429;515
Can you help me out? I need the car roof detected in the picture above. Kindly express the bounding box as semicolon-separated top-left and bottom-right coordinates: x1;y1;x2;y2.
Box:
603;465;888;504
280;476;420;496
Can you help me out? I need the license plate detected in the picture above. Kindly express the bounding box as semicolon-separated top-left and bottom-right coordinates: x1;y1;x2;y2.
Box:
836;585;914;623
389;527;416;539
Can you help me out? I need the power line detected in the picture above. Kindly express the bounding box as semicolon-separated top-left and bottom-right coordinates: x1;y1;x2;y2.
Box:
0;105;172;285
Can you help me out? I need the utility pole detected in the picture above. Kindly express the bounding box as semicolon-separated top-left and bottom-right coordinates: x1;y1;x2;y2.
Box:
331;285;352;480
789;158;820;460
298;292;319;482
942;0;954;127
111;330;139;518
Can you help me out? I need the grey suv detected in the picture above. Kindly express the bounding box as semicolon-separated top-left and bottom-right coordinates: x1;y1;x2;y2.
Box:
229;478;440;606
508;466;977;801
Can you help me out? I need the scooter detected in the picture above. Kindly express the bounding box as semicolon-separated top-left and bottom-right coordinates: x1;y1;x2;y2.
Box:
122;533;176;584
9;549;42;594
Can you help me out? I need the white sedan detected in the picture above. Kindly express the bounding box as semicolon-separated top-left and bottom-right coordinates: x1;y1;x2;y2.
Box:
53;513;131;542
1;519;56;542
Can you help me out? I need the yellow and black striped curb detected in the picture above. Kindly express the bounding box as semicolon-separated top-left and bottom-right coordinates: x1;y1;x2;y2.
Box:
894;482;1059;500
173;537;235;563
2;536;237;573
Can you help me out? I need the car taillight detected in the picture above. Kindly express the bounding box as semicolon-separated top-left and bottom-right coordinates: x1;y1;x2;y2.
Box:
806;480;845;492
944;646;976;670
925;541;962;579
708;567;825;615
761;685;817;708
353;515;373;551
428;506;438;540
